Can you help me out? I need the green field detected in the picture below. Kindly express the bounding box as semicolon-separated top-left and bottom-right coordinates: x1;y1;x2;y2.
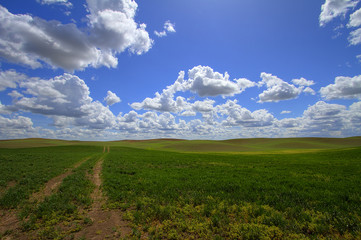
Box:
0;137;361;239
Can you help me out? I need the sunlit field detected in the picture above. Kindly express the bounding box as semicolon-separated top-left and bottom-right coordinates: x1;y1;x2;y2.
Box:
0;138;361;239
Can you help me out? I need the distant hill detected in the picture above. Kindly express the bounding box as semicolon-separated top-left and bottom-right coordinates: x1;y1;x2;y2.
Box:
1;137;361;153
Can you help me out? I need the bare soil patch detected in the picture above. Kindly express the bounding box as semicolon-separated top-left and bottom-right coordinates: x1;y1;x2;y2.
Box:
75;156;131;240
0;158;88;239
0;209;19;237
30;158;88;203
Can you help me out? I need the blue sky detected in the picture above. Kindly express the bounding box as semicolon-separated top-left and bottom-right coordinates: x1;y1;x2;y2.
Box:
0;0;360;140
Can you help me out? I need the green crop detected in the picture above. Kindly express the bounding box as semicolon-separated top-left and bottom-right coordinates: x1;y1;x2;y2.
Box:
19;154;102;238
0;146;100;208
102;146;361;239
1;138;361;239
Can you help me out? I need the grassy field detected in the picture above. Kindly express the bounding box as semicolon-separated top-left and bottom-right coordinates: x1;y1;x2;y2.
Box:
0;137;361;239
0;145;101;208
102;146;361;239
1;136;361;152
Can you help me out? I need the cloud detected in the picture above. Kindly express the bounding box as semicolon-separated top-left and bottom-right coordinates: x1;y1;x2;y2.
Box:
0;115;36;139
348;7;361;27
37;0;72;7
117;111;185;134
292;77;315;87
0;69;27;91
104;90;121;106
0;102;12;114
302;101;346;134
281;110;291;114
187;66;256;97
276;118;300;128
303;87;316;95
320;75;361;99
130;66;256;113
0;115;33;129
217;100;275;127
155;20;176;37
319;1;361;47
3;93;361;139
192;99;215;113
0;1;153;71
0;72;118;130
347;101;361;129
303;101;346;119
130;71;189;112
348;27;361;44
86;0;153;55
74;101;116;129
292;77;316;95
357;54;361;62
258;72;302;103
88;5;153;55
0;6;108;71
12;73;92;117
319;0;358;26
165;21;176;32
180;110;197;117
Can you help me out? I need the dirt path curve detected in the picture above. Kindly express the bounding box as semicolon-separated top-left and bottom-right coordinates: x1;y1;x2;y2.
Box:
75;153;131;239
0;209;18;239
0;157;88;237
30;157;89;203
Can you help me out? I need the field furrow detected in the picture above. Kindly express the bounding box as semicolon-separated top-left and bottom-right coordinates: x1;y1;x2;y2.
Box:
75;151;131;239
1;139;361;239
30;157;90;204
0;146;101;239
0;157;95;239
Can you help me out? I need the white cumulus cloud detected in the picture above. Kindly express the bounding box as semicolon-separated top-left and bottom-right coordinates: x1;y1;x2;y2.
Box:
1;72;118;130
320;75;361;99
0;115;35;139
348;7;361;27
258;72;302;103
187;66;256;97
131;66;256;113
347;101;361;129
302;101;346;135
0;5;110;71
292;77;316;95
319;0;359;26
303;87;316;95
0;0;153;71
292;77;315;87
130;71;189;113
104;90;121;106
88;7;153;55
217;100;275;127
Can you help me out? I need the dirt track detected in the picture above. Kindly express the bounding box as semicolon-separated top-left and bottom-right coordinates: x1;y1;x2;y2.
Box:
0;158;88;237
75;149;131;239
1;147;132;239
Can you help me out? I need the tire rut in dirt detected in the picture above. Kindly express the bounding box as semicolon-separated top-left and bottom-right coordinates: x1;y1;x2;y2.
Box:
75;157;131;240
0;157;89;238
